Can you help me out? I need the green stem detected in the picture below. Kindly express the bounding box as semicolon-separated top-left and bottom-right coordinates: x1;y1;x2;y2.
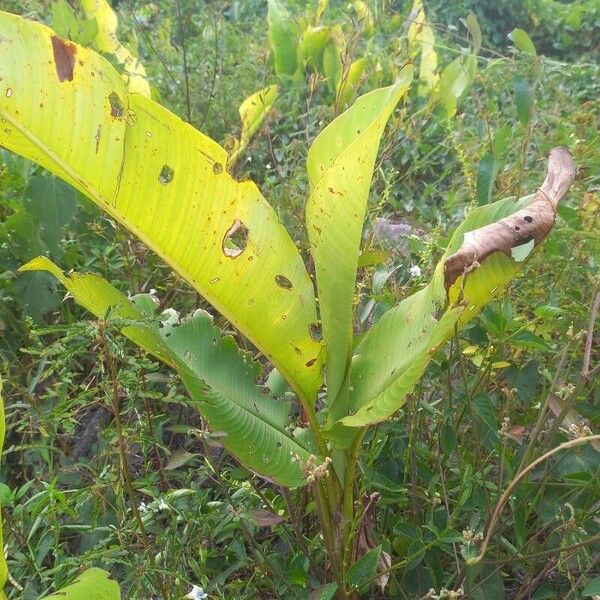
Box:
341;428;366;595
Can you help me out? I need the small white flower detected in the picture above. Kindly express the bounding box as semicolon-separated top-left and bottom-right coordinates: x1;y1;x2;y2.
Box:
266;163;272;170
138;501;148;514
409;265;422;278
158;498;169;511
186;585;208;599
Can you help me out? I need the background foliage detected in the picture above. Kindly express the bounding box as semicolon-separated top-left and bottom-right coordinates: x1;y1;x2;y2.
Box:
0;0;598;598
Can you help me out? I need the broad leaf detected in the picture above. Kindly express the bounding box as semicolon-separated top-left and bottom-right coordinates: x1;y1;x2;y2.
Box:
79;0;151;96
227;85;278;169
508;28;537;56
407;0;439;95
337;148;575;427
306;66;413;402
267;0;300;78
21;256;317;487
0;12;323;404
431;54;477;118
40;568;120;599
297;26;330;72
336;58;367;109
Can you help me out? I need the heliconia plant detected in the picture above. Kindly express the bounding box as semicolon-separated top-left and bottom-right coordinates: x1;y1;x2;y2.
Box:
0;9;575;598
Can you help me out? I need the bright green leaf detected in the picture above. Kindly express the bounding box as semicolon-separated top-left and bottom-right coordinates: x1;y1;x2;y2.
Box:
508;28;537;56
347;545;381;590
306;67;413;402
431;54;477;118
337;148;574;428
268;0;300;78
336;58;367;109
407;0;439;95
40;568;120;599
227;85;278;169
464;12;482;54
476;153;499;205
514;75;533;125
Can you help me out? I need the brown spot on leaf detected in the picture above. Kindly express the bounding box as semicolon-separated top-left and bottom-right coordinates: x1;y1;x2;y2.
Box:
108;92;125;118
275;274;293;289
51;35;76;82
443;148;576;290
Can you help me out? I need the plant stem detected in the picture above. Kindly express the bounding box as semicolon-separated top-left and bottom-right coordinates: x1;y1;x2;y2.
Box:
340;428;366;595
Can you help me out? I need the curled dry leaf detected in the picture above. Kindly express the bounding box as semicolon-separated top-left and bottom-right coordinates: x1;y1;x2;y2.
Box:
444;147;576;290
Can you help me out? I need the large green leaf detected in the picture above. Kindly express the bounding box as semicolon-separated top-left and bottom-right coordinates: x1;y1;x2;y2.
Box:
306;66;413;402
40;568;120;599
336;148;575;427
21;256;317;487
267;0;300;78
0;11;322;404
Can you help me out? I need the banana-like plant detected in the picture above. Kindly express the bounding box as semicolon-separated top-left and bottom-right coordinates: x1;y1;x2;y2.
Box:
0;10;576;598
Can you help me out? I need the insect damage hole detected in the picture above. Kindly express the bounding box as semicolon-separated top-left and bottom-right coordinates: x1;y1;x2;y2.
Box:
108;92;125;118
275;274;293;289
523;215;533;223
309;322;322;341
158;164;174;185
222;219;249;258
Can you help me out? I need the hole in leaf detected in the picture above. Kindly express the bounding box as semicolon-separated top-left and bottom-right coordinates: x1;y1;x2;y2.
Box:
523;215;533;223
222;220;249;258
213;162;223;175
305;358;317;367
309;322;322;341
108;92;125;118
159;164;174;185
514;226;520;231
275;274;293;289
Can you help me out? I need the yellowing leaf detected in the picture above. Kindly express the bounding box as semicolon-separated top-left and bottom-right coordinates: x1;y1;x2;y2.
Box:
40;568;120;599
227;84;278;169
0;12;323;404
336;57;367;110
79;0;150;96
306;67;413;403
407;0;439;95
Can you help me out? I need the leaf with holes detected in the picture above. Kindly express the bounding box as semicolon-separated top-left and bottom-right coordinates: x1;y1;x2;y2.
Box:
40;568;120;599
0;11;323;406
336;148;575;428
20;256;318;487
306;66;413;404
